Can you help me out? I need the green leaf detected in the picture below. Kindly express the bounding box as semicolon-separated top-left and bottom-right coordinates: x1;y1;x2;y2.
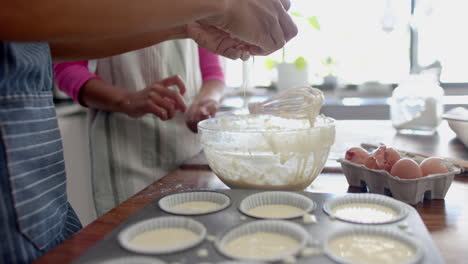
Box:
290;12;303;18
294;56;307;71
264;58;277;70
307;16;320;30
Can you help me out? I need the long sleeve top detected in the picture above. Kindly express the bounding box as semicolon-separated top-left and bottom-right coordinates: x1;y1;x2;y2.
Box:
53;46;225;104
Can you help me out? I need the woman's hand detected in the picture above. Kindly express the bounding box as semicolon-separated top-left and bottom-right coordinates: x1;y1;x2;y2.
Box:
190;0;297;58
119;75;187;120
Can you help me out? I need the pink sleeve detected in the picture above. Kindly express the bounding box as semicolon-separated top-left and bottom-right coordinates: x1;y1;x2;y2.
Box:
53;61;99;105
198;47;225;83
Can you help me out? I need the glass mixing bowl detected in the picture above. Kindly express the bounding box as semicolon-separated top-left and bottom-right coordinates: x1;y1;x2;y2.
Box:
198;114;336;190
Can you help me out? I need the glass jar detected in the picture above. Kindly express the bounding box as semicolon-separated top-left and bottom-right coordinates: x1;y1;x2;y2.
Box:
390;75;444;135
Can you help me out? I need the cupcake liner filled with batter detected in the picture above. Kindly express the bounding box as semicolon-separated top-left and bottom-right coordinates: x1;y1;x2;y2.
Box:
324;226;423;264
118;216;206;254
323;193;408;224
239;191;315;219
89;256;166;264
158;191;231;215
215;220;308;262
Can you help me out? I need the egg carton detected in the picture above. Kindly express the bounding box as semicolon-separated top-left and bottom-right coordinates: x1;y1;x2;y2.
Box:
337;154;462;205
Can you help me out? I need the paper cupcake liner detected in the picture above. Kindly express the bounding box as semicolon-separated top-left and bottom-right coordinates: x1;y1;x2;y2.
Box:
215;220;308;262
324;226;423;264
118;216;206;254
217;261;264;264
158;191;231;215
90;256;165;264
239;191;316;219
338;155;461;205
323;193;408;224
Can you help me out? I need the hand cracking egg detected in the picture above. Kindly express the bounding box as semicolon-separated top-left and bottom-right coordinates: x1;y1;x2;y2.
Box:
420;157;449;176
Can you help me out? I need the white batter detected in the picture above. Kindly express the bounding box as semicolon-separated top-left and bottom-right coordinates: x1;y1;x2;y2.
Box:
223;232;300;259
332;203;398;223
172;201;220;213
201;115;335;190
248;204;304;219
328;234;416;264
130;228;198;248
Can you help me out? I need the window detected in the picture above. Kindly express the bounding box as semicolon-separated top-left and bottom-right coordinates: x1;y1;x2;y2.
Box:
224;0;466;88
414;0;468;83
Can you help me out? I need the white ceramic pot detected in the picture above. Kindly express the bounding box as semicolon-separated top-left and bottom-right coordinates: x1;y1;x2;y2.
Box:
276;63;309;91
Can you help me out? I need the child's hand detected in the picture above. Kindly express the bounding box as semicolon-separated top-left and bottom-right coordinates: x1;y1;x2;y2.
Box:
185;97;219;133
120;75;186;120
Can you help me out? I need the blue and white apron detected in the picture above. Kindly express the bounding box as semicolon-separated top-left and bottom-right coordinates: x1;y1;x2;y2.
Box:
0;42;81;263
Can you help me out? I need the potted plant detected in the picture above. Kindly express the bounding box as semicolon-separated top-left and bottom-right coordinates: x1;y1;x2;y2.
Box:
321;56;339;89
265;13;320;91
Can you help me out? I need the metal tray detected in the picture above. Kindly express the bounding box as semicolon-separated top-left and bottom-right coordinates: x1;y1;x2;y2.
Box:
74;190;444;264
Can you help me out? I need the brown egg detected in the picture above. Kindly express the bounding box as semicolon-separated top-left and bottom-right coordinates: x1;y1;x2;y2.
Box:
390;158;423;179
420;157;449;176
345;147;369;164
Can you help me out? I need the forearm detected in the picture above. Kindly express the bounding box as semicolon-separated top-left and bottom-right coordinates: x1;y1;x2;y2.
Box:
79;78;129;113
198;46;225;83
51;26;187;62
53;61;97;103
1;0;227;41
197;80;225;102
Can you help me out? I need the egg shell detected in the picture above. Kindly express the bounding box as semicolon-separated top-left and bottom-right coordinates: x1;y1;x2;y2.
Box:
369;145;401;172
390;158;423;179
383;147;401;172
345;147;369;164
420;157;449;176
372;145;386;168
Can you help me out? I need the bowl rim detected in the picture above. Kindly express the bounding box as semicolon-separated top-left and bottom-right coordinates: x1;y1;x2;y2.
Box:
197;114;335;134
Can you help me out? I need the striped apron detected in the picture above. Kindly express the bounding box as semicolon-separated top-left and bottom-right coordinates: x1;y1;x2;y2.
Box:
89;40;202;216
0;42;81;263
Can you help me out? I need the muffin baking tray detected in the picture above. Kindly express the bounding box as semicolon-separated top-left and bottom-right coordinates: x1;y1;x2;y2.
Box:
74;190;444;264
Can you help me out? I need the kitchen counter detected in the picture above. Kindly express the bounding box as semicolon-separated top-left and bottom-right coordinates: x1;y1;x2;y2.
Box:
34;120;468;264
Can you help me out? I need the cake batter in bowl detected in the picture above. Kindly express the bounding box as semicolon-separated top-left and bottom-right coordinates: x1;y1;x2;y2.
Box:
198;114;335;190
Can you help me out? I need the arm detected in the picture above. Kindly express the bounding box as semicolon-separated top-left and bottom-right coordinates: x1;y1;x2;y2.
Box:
198;46;225;84
50;26;187;62
2;0;297;59
79;76;187;120
185;48;225;132
1;0;227;41
185;80;224;133
53;61;98;103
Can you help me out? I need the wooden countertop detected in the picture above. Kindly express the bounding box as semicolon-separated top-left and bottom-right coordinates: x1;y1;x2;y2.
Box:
35;120;468;264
